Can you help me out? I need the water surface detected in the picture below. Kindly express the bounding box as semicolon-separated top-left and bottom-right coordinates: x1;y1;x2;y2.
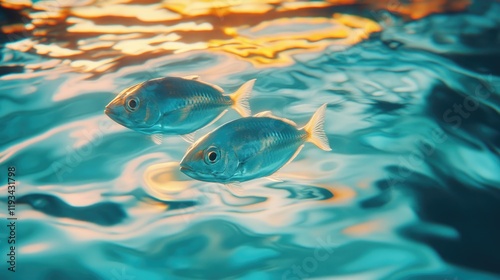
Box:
1;0;499;279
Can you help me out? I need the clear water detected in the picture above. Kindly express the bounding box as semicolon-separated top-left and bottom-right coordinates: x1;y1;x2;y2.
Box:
1;1;500;279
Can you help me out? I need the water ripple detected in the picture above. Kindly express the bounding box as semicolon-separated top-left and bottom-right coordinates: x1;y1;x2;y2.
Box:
1;1;499;279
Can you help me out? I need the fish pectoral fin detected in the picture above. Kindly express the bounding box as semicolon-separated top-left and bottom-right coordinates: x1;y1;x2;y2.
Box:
162;106;193;124
182;75;200;80
151;134;164;145
163;108;226;143
253;111;297;126
180;132;196;143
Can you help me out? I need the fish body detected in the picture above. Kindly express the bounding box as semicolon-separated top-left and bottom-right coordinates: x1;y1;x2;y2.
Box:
104;76;255;136
180;104;331;183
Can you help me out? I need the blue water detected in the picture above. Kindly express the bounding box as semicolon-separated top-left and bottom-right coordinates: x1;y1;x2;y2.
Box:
1;1;500;279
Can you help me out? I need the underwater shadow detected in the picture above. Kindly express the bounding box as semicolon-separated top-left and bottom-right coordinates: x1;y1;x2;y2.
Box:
396;170;500;275
18;194;127;226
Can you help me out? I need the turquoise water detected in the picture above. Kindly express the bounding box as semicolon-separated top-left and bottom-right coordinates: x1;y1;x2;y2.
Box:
1;1;500;279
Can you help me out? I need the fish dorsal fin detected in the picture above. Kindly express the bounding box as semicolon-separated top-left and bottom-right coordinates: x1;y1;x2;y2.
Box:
182;75;200;80
253;111;297;126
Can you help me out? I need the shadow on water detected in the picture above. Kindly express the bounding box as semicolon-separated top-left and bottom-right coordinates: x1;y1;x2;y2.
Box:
427;83;500;151
398;171;500;274
18;194;127;226
387;77;500;274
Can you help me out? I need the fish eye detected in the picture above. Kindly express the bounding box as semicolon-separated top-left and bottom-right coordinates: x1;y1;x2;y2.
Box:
204;147;220;164
126;98;139;111
208;151;217;162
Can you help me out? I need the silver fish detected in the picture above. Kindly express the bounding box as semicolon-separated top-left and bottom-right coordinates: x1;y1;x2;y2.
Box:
180;104;331;183
104;76;255;142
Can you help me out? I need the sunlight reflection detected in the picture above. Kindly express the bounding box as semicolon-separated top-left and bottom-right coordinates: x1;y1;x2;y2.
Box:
1;0;469;73
343;220;381;236
67;17;213;33
71;4;182;21
20;242;53;254
143;162;199;201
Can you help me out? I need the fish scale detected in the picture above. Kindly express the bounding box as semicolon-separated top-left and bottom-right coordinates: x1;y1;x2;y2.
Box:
249;121;305;173
105;76;255;137
180;104;330;182
217;117;304;181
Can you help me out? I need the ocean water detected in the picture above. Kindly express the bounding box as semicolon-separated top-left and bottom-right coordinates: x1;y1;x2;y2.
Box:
1;0;499;279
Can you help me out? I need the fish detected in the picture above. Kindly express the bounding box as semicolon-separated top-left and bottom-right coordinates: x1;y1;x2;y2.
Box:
104;75;255;143
179;104;331;183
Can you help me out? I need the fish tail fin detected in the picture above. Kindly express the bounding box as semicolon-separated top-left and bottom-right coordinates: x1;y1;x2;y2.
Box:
301;103;332;151
229;79;255;117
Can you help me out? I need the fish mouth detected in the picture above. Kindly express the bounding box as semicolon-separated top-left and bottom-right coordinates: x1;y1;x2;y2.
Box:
180;166;192;173
104;103;115;116
104;105;125;125
180;165;213;179
179;162;195;172
180;165;198;179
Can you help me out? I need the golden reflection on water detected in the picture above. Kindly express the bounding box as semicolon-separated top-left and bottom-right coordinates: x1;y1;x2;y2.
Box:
163;0;278;17
209;14;381;67
143;162;196;201
71;4;182;21
343;220;381;236
1;0;469;72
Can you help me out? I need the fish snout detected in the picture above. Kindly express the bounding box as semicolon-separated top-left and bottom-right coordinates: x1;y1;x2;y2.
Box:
104;104;119;120
104;93;126;115
103;101;124;123
179;159;191;172
104;105;111;116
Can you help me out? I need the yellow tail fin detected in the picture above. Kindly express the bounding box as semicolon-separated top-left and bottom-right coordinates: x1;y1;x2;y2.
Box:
229;79;255;117
302;104;331;151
